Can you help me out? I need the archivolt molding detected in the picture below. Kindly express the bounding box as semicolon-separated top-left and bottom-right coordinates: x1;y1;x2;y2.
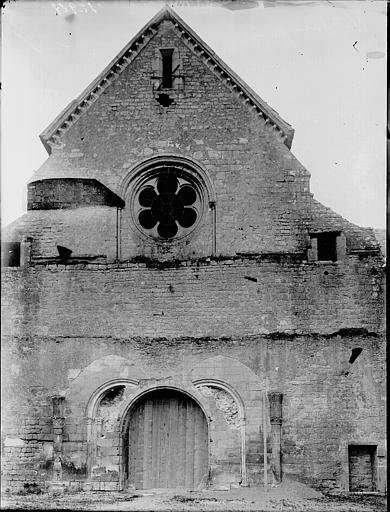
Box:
120;155;216;243
190;355;264;398
118;383;212;435
65;355;148;414
193;378;247;486
120;154;216;204
86;378;139;419
86;379;140;479
193;379;245;422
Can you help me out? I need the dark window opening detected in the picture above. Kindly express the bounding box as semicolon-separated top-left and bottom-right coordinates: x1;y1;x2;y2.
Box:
348;445;377;492
313;232;339;261
157;93;174;107
160;48;174;88
2;242;21;267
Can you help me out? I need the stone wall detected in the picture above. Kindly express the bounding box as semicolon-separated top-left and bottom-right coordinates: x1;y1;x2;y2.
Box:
2;208;118;260
1;331;385;492
1;12;386;495
1;257;384;339
27;179;123;210
1;257;385;491
26;19;376;260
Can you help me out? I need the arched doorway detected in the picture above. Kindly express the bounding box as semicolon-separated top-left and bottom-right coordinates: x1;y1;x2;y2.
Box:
124;388;209;489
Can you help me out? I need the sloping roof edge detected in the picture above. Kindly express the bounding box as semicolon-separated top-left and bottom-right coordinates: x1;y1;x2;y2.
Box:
40;6;294;154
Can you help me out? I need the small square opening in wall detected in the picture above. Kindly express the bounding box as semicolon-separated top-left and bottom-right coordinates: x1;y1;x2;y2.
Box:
1;242;21;267
309;231;343;262
157;93;174;107
348;445;377;492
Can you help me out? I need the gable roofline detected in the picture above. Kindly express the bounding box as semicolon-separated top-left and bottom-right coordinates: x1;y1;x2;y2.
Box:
40;6;294;154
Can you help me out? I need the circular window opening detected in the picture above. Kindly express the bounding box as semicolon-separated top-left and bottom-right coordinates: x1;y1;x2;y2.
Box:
133;166;204;241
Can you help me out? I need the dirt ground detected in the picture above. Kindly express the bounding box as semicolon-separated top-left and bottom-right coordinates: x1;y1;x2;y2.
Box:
1;481;386;511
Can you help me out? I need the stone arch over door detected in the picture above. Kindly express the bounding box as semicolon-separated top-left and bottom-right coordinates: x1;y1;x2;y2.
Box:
193;379;247;487
191;356;266;487
86;380;138;482
64;355;148;484
120;386;209;490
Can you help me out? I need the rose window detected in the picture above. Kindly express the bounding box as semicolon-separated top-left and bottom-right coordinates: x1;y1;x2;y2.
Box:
136;173;199;239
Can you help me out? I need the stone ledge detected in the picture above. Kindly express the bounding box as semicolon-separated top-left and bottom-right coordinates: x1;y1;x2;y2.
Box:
45;480;120;492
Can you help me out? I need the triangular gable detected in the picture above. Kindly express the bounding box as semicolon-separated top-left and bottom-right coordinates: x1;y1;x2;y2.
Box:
40;6;294;154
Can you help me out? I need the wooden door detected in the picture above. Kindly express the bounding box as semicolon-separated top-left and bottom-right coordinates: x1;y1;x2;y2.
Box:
128;389;208;489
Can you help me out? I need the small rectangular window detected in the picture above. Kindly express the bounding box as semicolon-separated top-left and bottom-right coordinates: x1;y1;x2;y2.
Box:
309;232;340;262
316;232;338;261
160;48;174;89
2;242;21;267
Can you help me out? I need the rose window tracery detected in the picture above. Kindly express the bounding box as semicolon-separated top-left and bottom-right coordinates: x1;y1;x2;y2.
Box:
137;172;199;239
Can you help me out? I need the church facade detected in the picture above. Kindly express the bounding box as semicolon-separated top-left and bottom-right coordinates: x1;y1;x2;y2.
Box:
1;7;386;493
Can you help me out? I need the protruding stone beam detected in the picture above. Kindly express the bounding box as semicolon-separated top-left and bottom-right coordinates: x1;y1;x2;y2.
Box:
268;392;283;484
